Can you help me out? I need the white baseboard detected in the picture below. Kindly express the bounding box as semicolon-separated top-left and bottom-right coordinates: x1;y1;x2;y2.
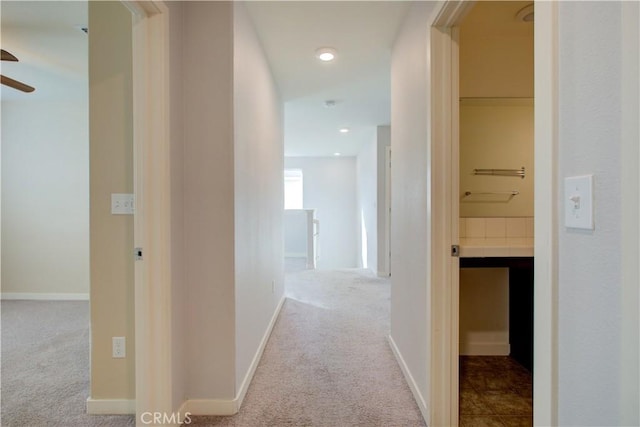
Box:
236;295;286;409
460;342;510;356
388;334;429;423
177;296;286;417
86;398;135;415
2;292;89;301
179;399;237;416
377;270;390;278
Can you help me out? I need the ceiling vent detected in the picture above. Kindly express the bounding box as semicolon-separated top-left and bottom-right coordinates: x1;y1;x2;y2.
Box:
516;4;534;22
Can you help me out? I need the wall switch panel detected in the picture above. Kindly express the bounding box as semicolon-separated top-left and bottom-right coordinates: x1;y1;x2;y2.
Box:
111;194;135;215
564;175;594;230
112;337;126;358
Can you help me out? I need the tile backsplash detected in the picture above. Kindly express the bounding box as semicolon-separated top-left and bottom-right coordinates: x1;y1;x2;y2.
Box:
459;217;534;238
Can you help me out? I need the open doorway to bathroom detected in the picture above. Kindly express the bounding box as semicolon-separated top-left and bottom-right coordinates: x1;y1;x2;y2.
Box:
456;2;535;425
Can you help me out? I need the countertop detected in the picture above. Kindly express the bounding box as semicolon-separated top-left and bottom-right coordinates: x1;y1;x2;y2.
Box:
459;237;534;258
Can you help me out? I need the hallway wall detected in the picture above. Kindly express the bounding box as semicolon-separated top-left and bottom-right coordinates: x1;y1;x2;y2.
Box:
556;2;639;424
388;1;438;419
284;156;358;270
233;1;285;395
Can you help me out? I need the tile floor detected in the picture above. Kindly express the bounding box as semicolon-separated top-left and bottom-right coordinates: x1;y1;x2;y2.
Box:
459;356;533;427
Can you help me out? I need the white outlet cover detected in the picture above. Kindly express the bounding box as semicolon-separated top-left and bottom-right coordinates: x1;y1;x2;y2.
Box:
111;194;135;215
564;175;594;230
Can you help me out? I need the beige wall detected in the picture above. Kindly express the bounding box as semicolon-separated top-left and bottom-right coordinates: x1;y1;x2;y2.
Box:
459;2;534;218
88;1;134;399
459;268;509;355
233;1;285;391
182;1;236;399
459;99;533;217
459;1;534;99
167;0;187;411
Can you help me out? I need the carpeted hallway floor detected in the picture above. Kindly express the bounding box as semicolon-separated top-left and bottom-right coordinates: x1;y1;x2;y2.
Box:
1;269;424;426
188;268;425;426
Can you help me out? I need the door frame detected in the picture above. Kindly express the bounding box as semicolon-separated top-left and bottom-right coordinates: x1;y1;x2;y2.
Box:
121;1;174;424
429;1;559;425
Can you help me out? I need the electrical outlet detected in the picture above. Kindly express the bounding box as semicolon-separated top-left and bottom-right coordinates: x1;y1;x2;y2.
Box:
112;337;126;358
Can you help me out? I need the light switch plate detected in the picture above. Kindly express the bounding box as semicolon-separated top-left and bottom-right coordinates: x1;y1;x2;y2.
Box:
564;175;593;230
111;193;135;215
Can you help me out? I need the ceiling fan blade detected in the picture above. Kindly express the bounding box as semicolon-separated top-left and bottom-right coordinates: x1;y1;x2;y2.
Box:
1;49;19;62
1;75;35;93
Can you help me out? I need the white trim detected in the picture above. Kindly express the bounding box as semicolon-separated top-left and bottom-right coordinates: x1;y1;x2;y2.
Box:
236;296;286;410
533;2;559;425
460;342;510;356
175;297;286;417
122;0;173;424
179;399;237;417
388;335;428;422
86;398;136;415
1;293;89;301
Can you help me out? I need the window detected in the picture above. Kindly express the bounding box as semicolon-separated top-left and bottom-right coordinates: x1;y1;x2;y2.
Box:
284;169;303;209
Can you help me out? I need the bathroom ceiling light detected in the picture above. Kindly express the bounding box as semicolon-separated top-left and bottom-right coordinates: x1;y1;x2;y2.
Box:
515;4;534;22
316;47;337;62
339;128;350;133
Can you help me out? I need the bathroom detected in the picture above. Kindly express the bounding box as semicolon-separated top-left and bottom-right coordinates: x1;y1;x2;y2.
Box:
456;2;535;425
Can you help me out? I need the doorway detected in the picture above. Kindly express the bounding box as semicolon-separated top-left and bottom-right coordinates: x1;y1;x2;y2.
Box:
428;0;557;425
456;3;535;425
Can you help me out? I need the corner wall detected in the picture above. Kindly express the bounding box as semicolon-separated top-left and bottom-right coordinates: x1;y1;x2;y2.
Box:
388;1;438;418
88;0;135;401
182;1;236;400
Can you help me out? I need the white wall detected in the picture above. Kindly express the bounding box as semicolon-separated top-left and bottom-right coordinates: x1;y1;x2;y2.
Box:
556;2;638;424
284;157;358;270
356;132;377;273
389;1;437;416
376;125;391;276
283;210;308;257
233;0;285;394
1;100;89;297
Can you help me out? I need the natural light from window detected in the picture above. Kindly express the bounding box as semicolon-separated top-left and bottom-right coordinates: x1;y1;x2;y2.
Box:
284;169;303;209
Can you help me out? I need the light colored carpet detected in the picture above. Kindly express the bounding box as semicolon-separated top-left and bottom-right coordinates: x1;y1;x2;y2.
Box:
188;268;426;427
1;300;135;427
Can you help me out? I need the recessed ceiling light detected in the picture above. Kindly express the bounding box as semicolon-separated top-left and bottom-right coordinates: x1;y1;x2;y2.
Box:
334;152;342;156
316;47;337;62
339;128;350;133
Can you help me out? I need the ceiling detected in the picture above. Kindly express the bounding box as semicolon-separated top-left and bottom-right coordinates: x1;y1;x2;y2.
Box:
0;1;88;102
245;1;410;157
1;1;530;156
